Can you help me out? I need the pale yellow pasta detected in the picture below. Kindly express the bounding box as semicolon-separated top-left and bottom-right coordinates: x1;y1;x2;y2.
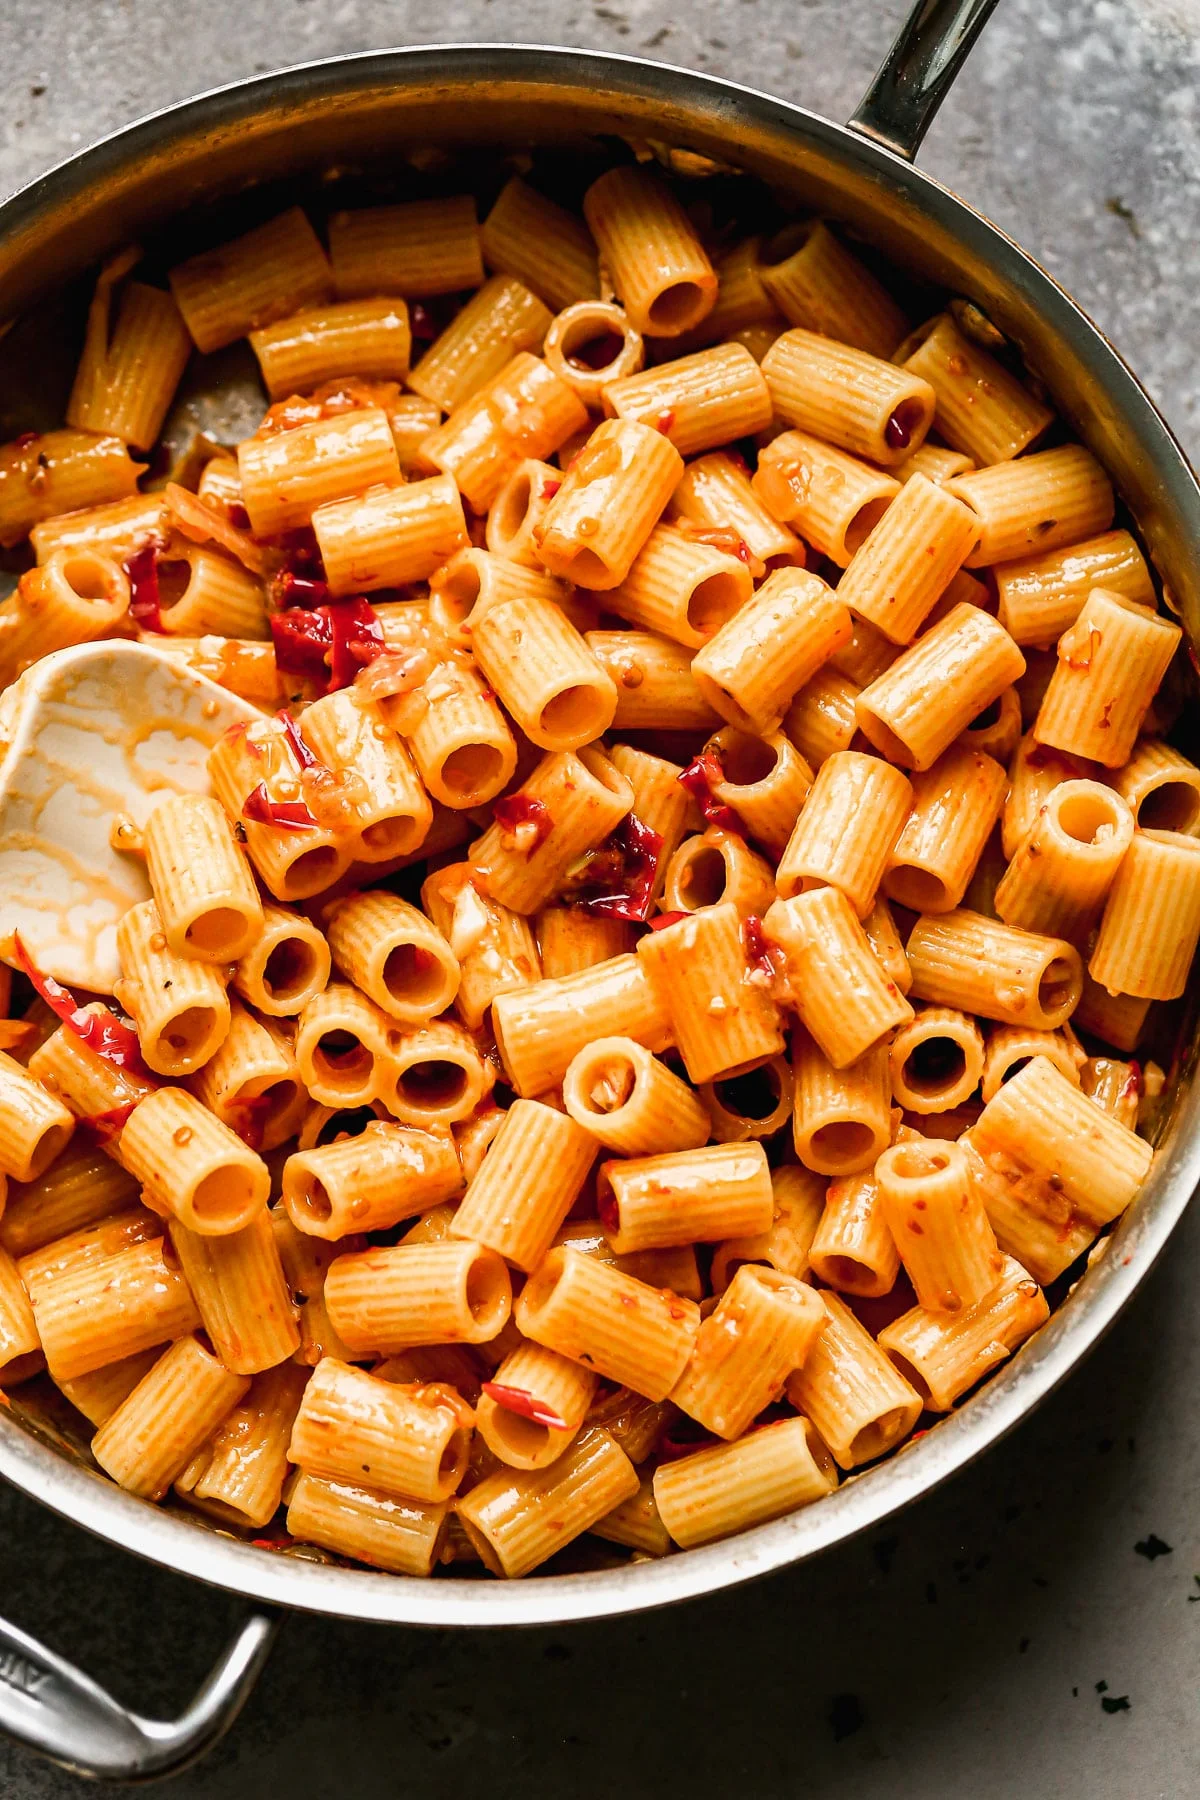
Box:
480;177;599;313
960;684;1022;764
314;473;469;597
24;1238;195;1386
661;827;776;919
493;953;671;1098
533;417;684;589
450;1099;595;1272
231;903;330;1020
892;442;974;485
117;1087;270;1235
993;778;1135;942
92;1335;250;1500
590;1474;672;1557
700;1055;794;1145
299;685;433;863
189;998;307;1153
755;219;908;357
762;327;935;466
168;207;332;352
878;1254;1049;1410
993;529;1156;646
294;981;391;1108
948;446;1114;568
776;750;912;915
837;472;981;645
671;1264;825;1439
1033;588;1181;768
980;1024;1083;1102
863;895;913;995
486;458;567;565
1110;739;1200;835
1072;974;1151;1053
604;522;753;649
0;1051;75;1183
709;1164;825;1293
282;1121;461;1240
382;651;517;808
0;428;143;549
27;1013;155;1131
784;1290;922;1469
475;1340;597;1471
586;629;722;732
29;491;165;565
142;793;263;962
807;1158;903;1299
654;1415;837;1548
0;1143;138;1258
167;1209;299;1374
882;743;1008;915
783;666;861;768
67;273;192;450
691;566;851;734
421;863;540;1032
698;730;812;859
670;449;805;571
468;746;633;915
637;903;784;1086
764;887;913;1068
607;742;690;876
457;1425;639;1577
875;1136;1003;1312
1080;1056;1141;1130
421;353;588;513
906;909;1082;1029
1089;829;1200;1000
791;1031;892;1177
184;1362;309;1529
602;343;772;458
553;1219;703;1302
150;540;268;640
408;277;553;412
329;196;483;300
532;906;631;977
597;1141;773;1256
237;407;400;536
290;1357;473;1502
0;549;131;685
855;603;1026;772
386;394;444;475
514;1247;700;1401
58;1351;161;1429
470;592;617;751
270;1208;357;1366
0;1244;40;1373
17;1208;162;1293
1000;733;1094;861
899;312;1053;463
377;1016;490;1130
325;890;459;1026
249;297;411;397
113;899;231;1078
888;1006;985;1114
325;1238;511;1353
207;718;350;903
562;1037;709;1157
541;300;645;408
286;1472;449;1575
753;430;900;567
583;166;717;337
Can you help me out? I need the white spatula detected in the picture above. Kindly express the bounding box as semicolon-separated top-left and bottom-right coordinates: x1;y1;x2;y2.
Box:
0;641;260;993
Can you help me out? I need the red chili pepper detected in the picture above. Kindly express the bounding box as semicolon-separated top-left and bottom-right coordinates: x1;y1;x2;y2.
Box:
277;527;326;582
11;431;39;451
648;910;689;931
270;606;332;682
12;934;153;1079
541;478;562;499
123;542;167;633
328;597;385;691
274;571;331;610
678;751;741;835
409;301;438;341
276;709;320;771
1122;1061;1143;1099
81;1102;138;1140
574;814;664;923
227;1093;273;1150
269;597;384;692
655;408;676;435
742;914;777;975
492;793;553;853
242;783;318;831
228;502;251;530
481;1382;569;1431
597;1182;620;1236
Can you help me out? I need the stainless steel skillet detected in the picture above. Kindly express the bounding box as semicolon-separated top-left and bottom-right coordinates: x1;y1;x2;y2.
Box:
0;0;1198;1779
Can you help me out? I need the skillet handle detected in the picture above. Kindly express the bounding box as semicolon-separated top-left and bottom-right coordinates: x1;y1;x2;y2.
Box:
0;1604;278;1783
848;0;1002;160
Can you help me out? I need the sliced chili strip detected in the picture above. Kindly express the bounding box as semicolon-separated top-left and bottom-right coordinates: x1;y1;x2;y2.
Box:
242;783;319;831
481;1382;569;1432
12;934;153;1079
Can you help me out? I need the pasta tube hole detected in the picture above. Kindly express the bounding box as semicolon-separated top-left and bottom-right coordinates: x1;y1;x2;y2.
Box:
263;936;322;1005
884;866;951;913
294;1174;333;1224
1052;787;1125;848
155;557;193;619
879;1353;933;1406
62;551;127;607
686;572;746;639
439;1430;471;1485
490;468;536;547
714;731;778;788
713;1063;783;1122
677;843;728;909
280;845;342;896
191;1165;263;1228
810;1120;876;1166
820;1254;879;1294
383;942;453;1011
851;1405;921;1462
394;1059;468;1110
902;1037;967;1101
464;1247;512;1334
184;906;251;958
26;1121;72;1184
886;1142;951;1184
844;497;893;559
552;546;610;586
485;1405;550;1460
648;279;710;334
160;1005;221;1061
440;742;505;802
357;814;423;857
1138;780;1200;833
757;222;816;267
1038;956;1078;1018
314;1030;374;1090
539;681;612;742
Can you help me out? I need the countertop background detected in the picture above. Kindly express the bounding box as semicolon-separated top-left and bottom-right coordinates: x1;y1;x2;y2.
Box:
1;2;1198;1795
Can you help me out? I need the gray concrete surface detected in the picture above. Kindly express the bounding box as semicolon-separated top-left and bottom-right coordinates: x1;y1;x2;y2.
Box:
0;1;1198;1794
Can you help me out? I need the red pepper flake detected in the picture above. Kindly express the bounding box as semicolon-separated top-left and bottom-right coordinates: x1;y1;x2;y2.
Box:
123;542;168;633
678;751;741;834
242;783;319;832
12;934;154;1080
597;1181;620;1235
541;478;562;500
409;301;438;341
276;526;326;583
1122;1061;1142;1099
742;914;776;975
269;595;384;692
572;814;664;923
328;597;385;690
277;708;320;771
492;792;553;854
81;1102;138;1141
654;408;676;435
270;606;332;682
11;430;39;452
273;571;331;610
649;910;689;931
481;1382;569;1431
